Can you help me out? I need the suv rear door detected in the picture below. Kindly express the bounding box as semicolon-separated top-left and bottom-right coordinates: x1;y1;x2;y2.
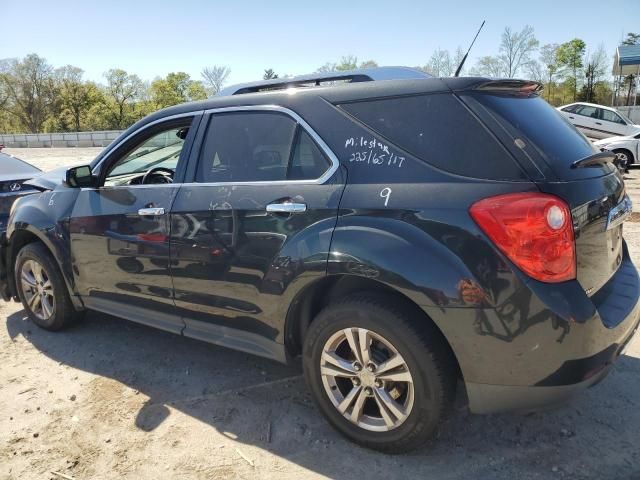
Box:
169;106;344;358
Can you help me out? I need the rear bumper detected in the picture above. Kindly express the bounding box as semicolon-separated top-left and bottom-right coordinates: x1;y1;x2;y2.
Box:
464;250;640;414
467;361;613;414
466;309;639;413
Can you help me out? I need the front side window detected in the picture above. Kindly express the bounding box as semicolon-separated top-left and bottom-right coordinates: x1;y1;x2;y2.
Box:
600;109;626;125
105;123;191;186
197;111;330;183
562;104;578;113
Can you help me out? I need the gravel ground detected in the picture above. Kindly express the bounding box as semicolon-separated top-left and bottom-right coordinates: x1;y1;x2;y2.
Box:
1;148;640;480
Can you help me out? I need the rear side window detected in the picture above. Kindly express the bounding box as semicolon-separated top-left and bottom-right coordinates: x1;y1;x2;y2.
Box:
340;93;525;180
600;109;625;125
464;94;608;180
197;112;330;183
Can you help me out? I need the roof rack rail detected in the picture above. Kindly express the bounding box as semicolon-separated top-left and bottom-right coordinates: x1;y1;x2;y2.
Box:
216;66;431;96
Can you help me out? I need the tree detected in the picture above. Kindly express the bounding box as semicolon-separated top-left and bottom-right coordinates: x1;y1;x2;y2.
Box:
335;55;359;71
54;66;102;131
539;44;559;101
0;54;56;133
201;66;230;96
102;68;144;129
425;49;451;77
498;25;539;78
149;72;207;109
525;60;544;83
622;32;640;46
582;45;608;102
556;39;586;101
472;56;507;77
359;60;378;69
316;57;378;73
263;69;278;80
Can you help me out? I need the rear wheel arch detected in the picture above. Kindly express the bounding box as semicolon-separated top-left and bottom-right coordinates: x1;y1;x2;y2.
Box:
284;274;463;381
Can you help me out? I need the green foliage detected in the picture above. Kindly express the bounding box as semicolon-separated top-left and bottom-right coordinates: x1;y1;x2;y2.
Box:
149;72;207;109
263;69;278;80
622;33;640;46
556;39;586;101
316;56;378;73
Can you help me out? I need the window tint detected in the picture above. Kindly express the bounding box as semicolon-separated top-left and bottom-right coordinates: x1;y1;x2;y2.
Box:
465;93;608;180
600;109;626;125
341;93;524;179
197;112;330;183
289;130;330;180
575;105;598;118
105;125;189;186
562;105;578;113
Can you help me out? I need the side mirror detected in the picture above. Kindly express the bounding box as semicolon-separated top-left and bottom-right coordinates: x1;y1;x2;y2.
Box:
66;165;95;188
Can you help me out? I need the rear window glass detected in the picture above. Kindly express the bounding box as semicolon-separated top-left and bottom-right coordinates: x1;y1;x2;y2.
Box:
465;94;610;180
340;93;525;180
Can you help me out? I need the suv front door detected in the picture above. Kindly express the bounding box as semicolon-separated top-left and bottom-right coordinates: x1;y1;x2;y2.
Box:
69;114;201;333
169;107;343;359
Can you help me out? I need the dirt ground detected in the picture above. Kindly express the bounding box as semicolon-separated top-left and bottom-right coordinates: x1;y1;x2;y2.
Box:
2;147;640;480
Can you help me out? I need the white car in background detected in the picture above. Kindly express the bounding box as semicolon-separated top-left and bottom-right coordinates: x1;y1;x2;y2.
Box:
557;102;640;139
594;132;640;170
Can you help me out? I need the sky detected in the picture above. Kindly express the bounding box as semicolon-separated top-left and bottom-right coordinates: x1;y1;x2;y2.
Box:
2;0;638;87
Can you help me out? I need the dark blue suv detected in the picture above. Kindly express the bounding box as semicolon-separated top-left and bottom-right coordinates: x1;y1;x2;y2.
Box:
1;68;638;453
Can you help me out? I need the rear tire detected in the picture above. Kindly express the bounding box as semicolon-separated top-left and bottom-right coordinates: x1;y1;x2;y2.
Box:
302;294;456;453
14;242;81;331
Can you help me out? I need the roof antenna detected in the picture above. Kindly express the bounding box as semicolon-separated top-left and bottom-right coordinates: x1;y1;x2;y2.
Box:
454;20;486;77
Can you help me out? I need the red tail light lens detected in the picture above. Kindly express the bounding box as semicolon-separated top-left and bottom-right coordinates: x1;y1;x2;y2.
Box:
469;192;575;283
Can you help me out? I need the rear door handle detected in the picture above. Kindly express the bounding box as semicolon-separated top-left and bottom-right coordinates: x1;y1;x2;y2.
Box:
595;122;602;125
266;202;307;213
138;207;165;216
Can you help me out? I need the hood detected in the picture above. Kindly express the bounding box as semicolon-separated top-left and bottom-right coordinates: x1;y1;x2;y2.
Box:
23;166;68;191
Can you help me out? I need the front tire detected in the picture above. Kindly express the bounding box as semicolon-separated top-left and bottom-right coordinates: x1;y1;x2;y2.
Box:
613;149;633;173
14;242;81;331
302;294;456;453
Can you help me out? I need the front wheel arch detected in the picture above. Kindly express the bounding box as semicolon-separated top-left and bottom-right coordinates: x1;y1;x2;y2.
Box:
6;228;82;310
613;148;635;165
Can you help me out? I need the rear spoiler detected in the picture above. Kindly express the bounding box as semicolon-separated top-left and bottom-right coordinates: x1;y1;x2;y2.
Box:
474;80;543;96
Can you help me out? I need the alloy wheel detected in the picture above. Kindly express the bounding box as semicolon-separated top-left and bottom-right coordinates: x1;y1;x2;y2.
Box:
320;327;414;432
20;259;55;320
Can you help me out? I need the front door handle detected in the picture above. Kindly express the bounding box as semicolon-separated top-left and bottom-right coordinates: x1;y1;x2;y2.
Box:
138;207;165;216
266;202;307;213
569;116;575;119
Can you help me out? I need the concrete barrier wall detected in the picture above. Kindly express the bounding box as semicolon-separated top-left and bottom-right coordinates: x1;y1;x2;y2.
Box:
0;130;123;148
618;106;640;124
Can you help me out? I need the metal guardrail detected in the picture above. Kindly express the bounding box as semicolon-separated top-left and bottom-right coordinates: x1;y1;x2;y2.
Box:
0;130;123;148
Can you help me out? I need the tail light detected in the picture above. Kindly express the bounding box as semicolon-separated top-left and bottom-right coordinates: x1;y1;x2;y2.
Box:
469;192;575;283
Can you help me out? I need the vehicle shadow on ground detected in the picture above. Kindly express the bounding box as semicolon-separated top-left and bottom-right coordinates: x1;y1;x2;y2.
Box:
6;309;640;479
